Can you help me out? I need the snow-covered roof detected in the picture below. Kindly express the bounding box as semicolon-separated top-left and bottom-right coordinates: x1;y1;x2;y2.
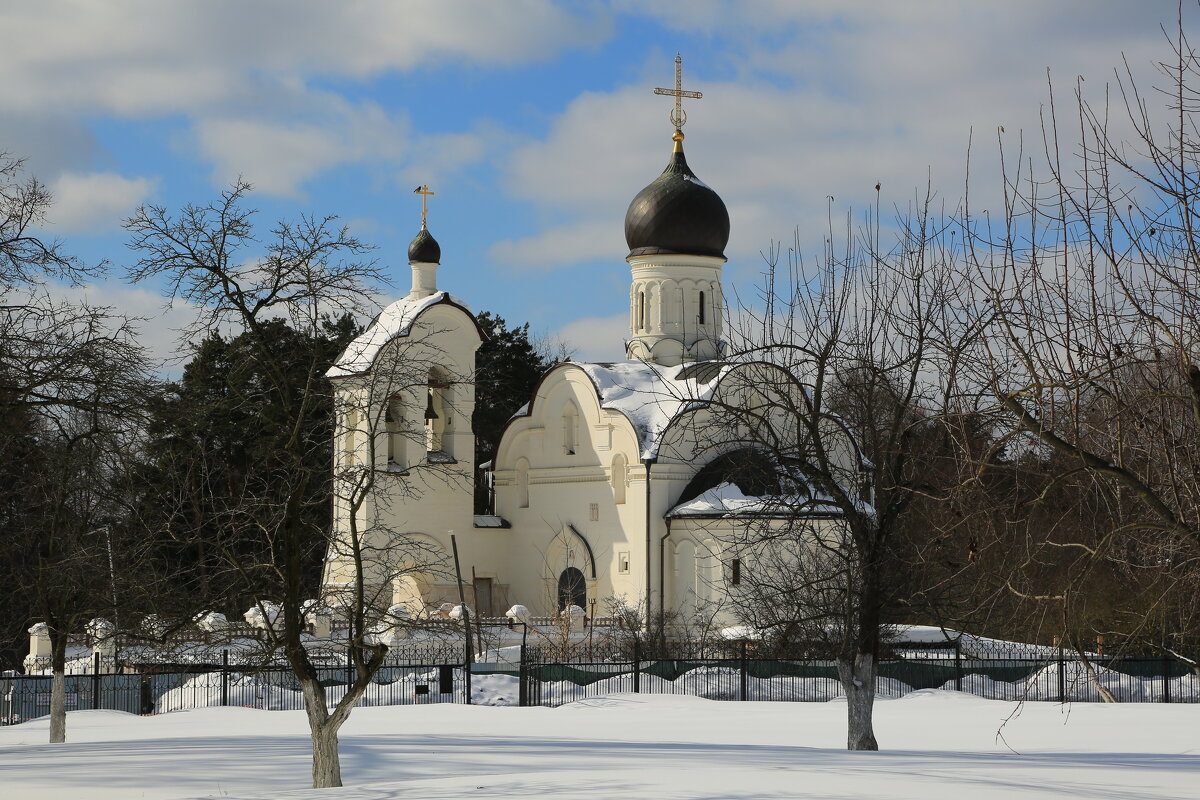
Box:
667;481;844;519
572;360;730;460
327;292;473;379
891;626;1062;658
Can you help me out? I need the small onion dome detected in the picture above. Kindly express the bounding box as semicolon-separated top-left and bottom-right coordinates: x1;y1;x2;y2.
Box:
408;226;441;264
624;143;729;259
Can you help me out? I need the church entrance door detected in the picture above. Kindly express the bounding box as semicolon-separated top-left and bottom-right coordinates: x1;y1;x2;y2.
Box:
557;567;586;612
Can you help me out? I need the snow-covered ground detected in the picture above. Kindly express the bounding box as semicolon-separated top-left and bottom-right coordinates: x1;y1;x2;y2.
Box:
1;690;1196;800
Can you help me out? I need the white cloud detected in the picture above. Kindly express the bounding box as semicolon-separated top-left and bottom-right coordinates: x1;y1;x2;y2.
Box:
45;281;205;375
397;129;493;191
0;1;611;116
193;94;506;198
490;220;621;271
44;172;156;233
555;312;629;363
496;2;1174;276
192;95;413;197
0;1;611;196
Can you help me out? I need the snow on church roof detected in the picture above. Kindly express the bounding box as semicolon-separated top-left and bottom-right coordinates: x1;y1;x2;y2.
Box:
573;360;729;460
327;291;472;379
667;481;844;519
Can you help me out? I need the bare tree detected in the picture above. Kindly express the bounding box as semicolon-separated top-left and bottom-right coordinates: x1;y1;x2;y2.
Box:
963;16;1200;670
675;193;979;750
0;153;91;291
10;404;155;740
1;154;154;741
125;181;453;788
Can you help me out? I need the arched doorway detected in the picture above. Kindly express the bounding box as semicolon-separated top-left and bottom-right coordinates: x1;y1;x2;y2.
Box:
557;566;587;612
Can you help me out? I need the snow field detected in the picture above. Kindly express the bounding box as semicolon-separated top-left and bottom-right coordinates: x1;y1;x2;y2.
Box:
0;690;1197;800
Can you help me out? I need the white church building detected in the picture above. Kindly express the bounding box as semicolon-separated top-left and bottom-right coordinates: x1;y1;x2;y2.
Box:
322;88;868;633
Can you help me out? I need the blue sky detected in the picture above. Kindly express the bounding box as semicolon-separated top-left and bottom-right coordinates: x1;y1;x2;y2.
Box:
1;0;1183;365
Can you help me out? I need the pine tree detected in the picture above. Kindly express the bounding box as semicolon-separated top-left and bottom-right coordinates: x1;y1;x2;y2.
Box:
472;311;555;512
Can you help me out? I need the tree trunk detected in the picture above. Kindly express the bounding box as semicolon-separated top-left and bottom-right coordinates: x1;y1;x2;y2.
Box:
838;652;878;751
1075;644;1118;703
49;635;66;743
299;671;343;788
310;720;342;789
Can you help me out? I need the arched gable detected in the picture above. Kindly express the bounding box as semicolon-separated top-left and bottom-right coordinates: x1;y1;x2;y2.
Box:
493;363;641;470
328;293;486;380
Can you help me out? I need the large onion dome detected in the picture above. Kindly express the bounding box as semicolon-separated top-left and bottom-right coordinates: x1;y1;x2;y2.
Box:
624;141;729;259
408;226;441;264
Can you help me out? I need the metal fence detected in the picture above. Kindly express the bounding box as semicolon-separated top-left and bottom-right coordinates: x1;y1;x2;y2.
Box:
514;641;1200;708
5;641;1196;723
2;649;468;726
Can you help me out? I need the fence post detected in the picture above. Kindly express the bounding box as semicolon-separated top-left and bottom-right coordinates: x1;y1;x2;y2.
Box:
518;634;528;708
92;651;101;710
1162;653;1172;704
1056;638;1066;703
954;639;963;692
739;640;748;701
632;639;640;694
464;649;473;706
221;649;229;707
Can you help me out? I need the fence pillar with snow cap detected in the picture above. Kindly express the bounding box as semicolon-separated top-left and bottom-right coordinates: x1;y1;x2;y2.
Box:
369;606;413;646
244;601;282;632
506;605;531;626
196;611;228;634
141;614;168;637
564;604;586;632
301;600;333;638
310;610;333;639
25;622;51;669
87;618;116;661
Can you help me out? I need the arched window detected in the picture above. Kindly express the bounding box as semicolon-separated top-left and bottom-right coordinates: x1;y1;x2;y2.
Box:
637;290;646;332
611;453;627;504
516;458;530;508
385;396;405;467
557;566;587;612
698;290;706;325
563;403;578;455
426;367;452;456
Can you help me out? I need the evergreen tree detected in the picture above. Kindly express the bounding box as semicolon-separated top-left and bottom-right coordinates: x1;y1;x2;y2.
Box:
472;311;556;512
136;315;360;613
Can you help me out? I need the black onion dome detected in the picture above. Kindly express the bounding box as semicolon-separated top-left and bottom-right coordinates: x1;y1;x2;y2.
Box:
624;146;729;259
408;227;441;263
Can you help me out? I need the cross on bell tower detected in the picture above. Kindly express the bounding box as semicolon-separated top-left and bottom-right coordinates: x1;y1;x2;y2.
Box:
654;54;703;146
414;184;435;229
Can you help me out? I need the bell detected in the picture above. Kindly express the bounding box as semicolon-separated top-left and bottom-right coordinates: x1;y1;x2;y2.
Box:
424;390;439;422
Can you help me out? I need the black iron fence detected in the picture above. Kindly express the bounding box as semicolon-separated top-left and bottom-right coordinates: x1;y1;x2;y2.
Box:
511;640;1200;708
4;640;1196;723
1;648;468;726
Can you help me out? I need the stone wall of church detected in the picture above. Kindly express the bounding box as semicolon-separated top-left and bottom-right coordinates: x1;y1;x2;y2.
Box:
492;366;649;617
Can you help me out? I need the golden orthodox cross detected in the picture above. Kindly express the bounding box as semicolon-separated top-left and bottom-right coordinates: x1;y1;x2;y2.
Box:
654;54;702;132
414;184;435;228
